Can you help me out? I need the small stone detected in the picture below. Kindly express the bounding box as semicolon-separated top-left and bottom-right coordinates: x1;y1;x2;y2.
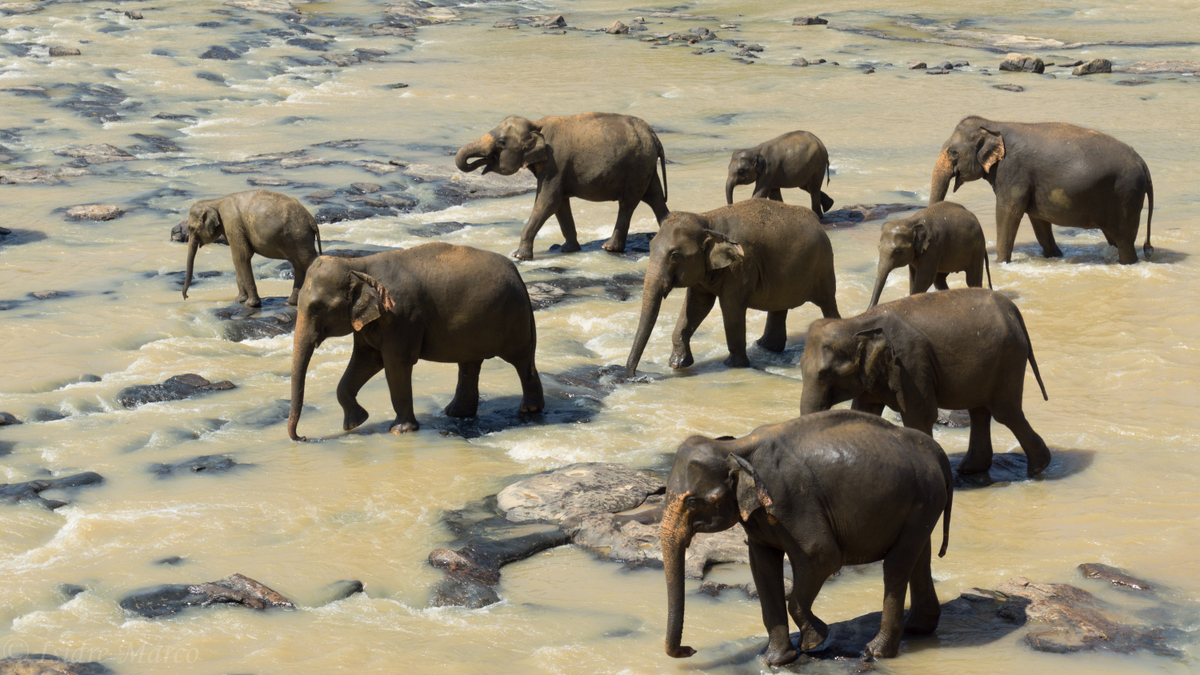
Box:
952;60;970;68
125;10;143;19
938;61;954;70
66;204;125;221
1000;52;1045;74
1073;58;1112;76
792;16;827;26
306;189;336;202
993;84;1025;92
49;46;81;56
863;66;875;74
909;61;927;69
606;20;628;34
792;57;809;67
117;373;235;409
350;182;381;194
247;177;291;186
389;82;409;89
0;412;21;425
200;45;241;60
926;67;950;75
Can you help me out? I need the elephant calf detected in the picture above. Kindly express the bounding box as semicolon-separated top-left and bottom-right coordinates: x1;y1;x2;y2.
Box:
626;199;839;375
726;130;833;216
661;410;953;664
801;288;1051;476
868;201;992;309
287;243;543;440
182;189;322;307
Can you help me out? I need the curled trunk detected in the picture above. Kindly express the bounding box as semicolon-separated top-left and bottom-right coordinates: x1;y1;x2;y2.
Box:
725;176;737;205
867;259;893;309
929;148;954;205
661;495;695;658
455;136;493;173
182;238;199;300
625;271;668;376
287;318;317;441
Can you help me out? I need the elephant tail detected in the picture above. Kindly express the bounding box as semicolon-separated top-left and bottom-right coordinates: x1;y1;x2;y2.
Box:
939;464;952;558
984;251;992;290
1015;308;1049;401
656;135;668;202
1143;168;1154;260
314;223;323;255
825;159;831;187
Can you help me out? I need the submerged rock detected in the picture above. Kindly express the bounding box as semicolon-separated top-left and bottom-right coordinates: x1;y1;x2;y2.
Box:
0;168;62;185
150;454;249;478
793;16;828;26
53;143;135;164
0;412;21;425
1077;563;1154;591
1000;53;1045;73
48;46;81;56
0;472;104;510
215;297;296;341
120;573;295;618
321;579;364;605
117;374;235;409
66;204;125;221
821;203;921;226
0;655;113;675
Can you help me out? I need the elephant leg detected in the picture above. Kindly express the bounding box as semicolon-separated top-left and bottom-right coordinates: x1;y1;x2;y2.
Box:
958;407;994;475
933;272;950;291
382;357;418;434
669;289;716;369
904;539;940;635
232;249;261;307
515;182;562;261
900;408;937;438
769;187;784;202
756;310;787;353
337;337;384;431
965;257;984;288
1113;229;1139;265
1029;217;1063;258
787;563;831;651
642;173;670;224
554;199;581;253
909;263;937;296
748;541;798;666
603;195;642;253
819;191;834;215
993;193;1029;263
289;254;316;306
851;399;885;416
866;544;918;658
506;347;545;414
806;186;822;215
444;360;482;418
720;301;750;368
990;401;1052;477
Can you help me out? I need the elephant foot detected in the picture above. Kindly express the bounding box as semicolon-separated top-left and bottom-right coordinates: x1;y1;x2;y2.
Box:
956;454;992;476
511;246;535;261
798;621;829;651
390;420;419;434
342;405;369;431
287;290;299;306
601;236;626;253
559;240;581;253
762;644;799;667
904;609;940;635
519;397;545;414
756;335;786;353
668;350;694;370
444;399;478;418
864;633;900;660
724;354;751;368
1041;244;1064;258
665;645;695;659
244;297;262;308
1026;451;1052;478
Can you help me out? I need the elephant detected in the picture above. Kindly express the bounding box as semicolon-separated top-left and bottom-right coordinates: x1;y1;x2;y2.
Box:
182;190;322;307
661;409;953;664
455;112;669;260
800;288;1051;477
286;243;544;441
625;198;840;375
930;116;1154;264
726;130;834;216
868;201;992;309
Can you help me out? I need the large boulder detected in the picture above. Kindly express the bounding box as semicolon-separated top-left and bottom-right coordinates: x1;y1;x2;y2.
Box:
0;472;104;510
1073;58;1112;76
496;462;663;523
999;53;1045;73
120;573;295;618
116;374;235;409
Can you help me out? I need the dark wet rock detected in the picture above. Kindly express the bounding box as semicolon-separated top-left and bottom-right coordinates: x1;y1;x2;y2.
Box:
151;454;247;478
1;84;49;98
953;60;970;67
196;71;227;85
0;226;10;236
568;510;748;578
53;143;134;164
405;163;536;203
130;133;181;154
315;205;385;224
28;290;71;301
0;655;113;675
322;52;361;67
120;573;295;619
524;270;644;310
428;524;571;608
410;221;467;238
350;182;381;194
287;37;329;51
125;10;143;19
117;374;235;409
926;67;950;74
97;25;129;34
66;204;125;221
1073;58;1111;76
154;112;199;122
936;408;971;427
994;83;1025;92
497;463;663;523
201;45;242;61
322;579;364;604
0;168;60;185
247;177;291;187
214;296;296;341
376;193;416;209
230;399;293;428
388;82;409;89
156;556;185;566
49;46;81;56
58;583;87;600
936;61;954;70
30;408;68;422
861;66;876;74
54;83;131;124
306;189;336;202
1000;53;1045;73
793;16;828;26
821;202;921;226
909;61;927;69
0;472;104;510
0;412;20;426
1078;563;1154;591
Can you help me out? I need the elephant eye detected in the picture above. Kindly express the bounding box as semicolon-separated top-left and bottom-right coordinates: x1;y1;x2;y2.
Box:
684;495;703;510
947;148;958;160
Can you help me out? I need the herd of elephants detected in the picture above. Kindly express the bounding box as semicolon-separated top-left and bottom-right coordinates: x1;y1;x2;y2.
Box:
179;111;1154;665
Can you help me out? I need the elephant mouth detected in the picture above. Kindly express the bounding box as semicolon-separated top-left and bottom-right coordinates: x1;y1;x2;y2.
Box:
953;172;964;193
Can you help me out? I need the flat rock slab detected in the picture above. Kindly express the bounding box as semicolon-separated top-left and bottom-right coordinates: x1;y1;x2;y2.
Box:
1117;60;1200;74
525;270;644;310
214;297;296;342
66;205;125;221
1073;58;1111;75
0;656;113;675
404;163;536;202
1077;562;1154;591
0;472;104;510
150;454;249;478
120;573;295;618
117;374;235;409
428;522;570;609
53;143;134;164
0;169;62;185
497;462;664;523
567;509;749;578
821;203;921;226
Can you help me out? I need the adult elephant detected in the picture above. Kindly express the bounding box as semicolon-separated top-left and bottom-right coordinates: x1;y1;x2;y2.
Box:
930;116;1153;264
800;288;1051;477
455;112;669;260
287;243;543;440
625;199;839;375
661;409;953;664
183;190;322;306
726;130;834;216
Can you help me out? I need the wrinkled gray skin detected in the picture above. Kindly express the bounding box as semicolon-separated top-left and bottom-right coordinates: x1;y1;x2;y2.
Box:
726;130;834;216
930;116;1154;264
456;112;669;260
626;199;840;375
868;201;992;309
183;190;322;307
661;410;952;664
800;288;1051;477
287;243;544;441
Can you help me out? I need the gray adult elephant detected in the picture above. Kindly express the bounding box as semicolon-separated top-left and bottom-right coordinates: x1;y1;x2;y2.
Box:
726;130;834;216
625;199;839;375
800;288;1051;477
661;409;953;664
182;190;322;307
287;243;543;440
868;201;992;309
455;112;669;260
930;116;1154;264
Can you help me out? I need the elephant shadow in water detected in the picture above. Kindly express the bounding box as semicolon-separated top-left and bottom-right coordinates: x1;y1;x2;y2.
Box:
0;229;47;249
1009;241;1188;265
549;231;656;257
949;448;1094;489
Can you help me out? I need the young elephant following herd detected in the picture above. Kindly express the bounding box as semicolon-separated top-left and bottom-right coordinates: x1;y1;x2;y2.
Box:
180;111;1154;665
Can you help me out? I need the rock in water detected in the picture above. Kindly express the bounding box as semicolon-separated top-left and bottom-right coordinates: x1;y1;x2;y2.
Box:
606;20;629;34
66;204;125;221
0;472;104;510
0;655;113;674
496;462;663;523
1073;58;1112;76
150;454;248;478
49;46;81;56
792;16;828;25
1077;563;1154;591
116;374;235;409
999;53;1045;73
120;573;295;618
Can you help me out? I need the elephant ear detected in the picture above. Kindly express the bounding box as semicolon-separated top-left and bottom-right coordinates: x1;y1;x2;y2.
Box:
912;223;930;255
703;229;745;270
522;127;549;167
348;271;395;331
727;453;777;524
977;128;1005;174
754;153;766;176
195;204;221;241
857;316;939;414
855;327;897;403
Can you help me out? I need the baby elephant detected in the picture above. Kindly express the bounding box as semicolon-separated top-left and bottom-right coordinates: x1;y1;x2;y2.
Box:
726;130;834;216
661;409;953;664
801;288;1051;476
868;201;991;309
625;199;839;375
182;190;322;307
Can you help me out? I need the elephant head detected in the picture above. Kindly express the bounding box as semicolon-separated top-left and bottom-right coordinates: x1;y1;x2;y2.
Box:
288;258;394;441
625;214;744;375
868;218;929;309
455;116;550;177
930;116;1005;204
661;436;776;658
799;316;935;415
725;149;764;204
182;200;224;300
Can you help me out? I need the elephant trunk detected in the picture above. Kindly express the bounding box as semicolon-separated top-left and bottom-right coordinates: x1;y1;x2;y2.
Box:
625;269;669;376
725;175;737;205
929;148;954;205
800;383;831;415
455;135;493;173
182;237;199;300
661;494;696;658
867;258;893;309
288;316;317;441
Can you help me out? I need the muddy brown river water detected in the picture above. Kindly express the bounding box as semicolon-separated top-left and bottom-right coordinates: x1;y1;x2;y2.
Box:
1;1;1199;673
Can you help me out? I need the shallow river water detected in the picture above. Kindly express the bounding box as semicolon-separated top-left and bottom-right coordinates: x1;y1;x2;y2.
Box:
1;1;1199;673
